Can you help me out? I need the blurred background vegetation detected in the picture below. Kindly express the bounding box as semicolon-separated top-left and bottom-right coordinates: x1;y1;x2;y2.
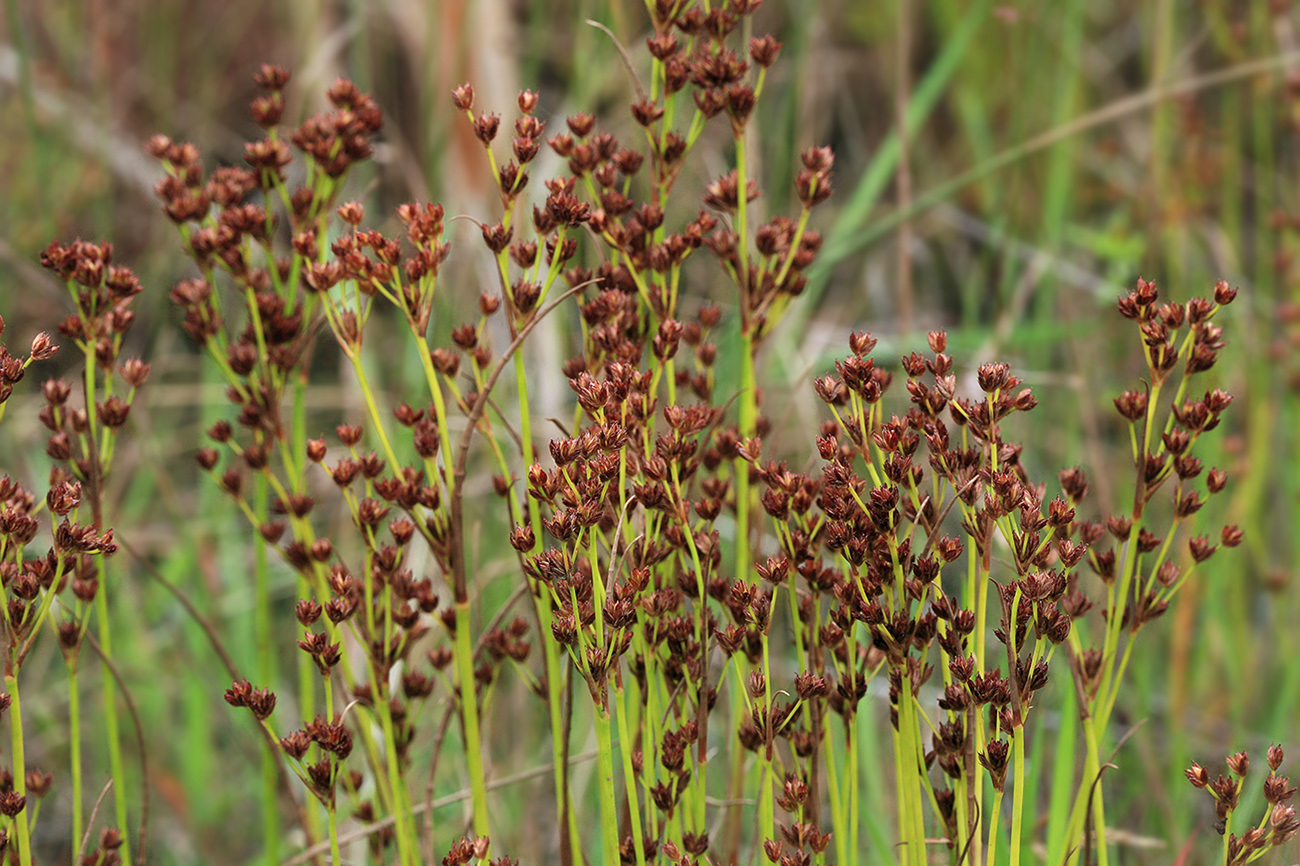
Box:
2;0;1299;862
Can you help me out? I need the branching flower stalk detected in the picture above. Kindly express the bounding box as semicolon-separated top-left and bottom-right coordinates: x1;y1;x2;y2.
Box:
0;320;62;866
1060;278;1240;866
153;70;448;865
38;239;150;865
1186;746;1300;865
450;82;583;858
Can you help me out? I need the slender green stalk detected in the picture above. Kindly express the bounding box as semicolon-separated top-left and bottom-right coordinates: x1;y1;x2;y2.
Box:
373;695;418;866
92;564;130;859
510;329;582;862
613;681;646;866
824;711;846;866
250;475;282;865
1009;729;1026;866
5;671;32;866
65;654;83;855
454;599;492;849
593;697;623;866
757;635;775;846
327;805;342;866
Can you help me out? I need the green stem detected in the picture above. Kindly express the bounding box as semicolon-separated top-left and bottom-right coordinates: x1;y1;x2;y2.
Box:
5;670;32;866
735;325;757;594
735;134;751;285
614;682;646;866
327;803;343;866
1010;730;1026;866
454;600;492;849
68;659;83;855
509;334;580;860
351;356;403;471
758;636;775;847
1064;709;1110;866
93;562;131;862
893;667;926;866
987;785;1006;866
593;697;622;866
825;712;846;866
374;695;418;865
252;476;284;865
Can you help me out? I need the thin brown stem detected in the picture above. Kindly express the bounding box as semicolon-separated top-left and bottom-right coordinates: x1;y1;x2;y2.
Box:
449;281;594;602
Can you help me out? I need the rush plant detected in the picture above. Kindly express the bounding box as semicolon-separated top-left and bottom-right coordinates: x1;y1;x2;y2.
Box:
0;2;1272;866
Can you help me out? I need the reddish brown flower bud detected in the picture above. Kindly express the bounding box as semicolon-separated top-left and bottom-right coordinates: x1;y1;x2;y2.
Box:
1265;773;1296;804
253;64;290;91
794;671;828;700
977;362;1011;393
29;333;57;361
296;599;322;626
430;348;460;377
1190;535;1216;564
94;395;130;426
1134;277;1159;306
1186;761;1210;788
980;739;1010;790
509;523;535;552
1113;390;1148;421
280;729;311;760
1271;803;1300;844
119;358;150;388
0;791;26;817
472;112;500;145
451;83;474;111
300;438;325;463
37;473;73;511
481;221;512;254
250;94;284;127
726;84;756;129
337;200;364;226
1175;491;1203;518
1213;279;1237;305
749;34;782;67
631;98;665;127
565;112;595;138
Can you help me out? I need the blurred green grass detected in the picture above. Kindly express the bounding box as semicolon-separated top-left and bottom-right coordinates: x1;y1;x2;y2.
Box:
2;1;1299;863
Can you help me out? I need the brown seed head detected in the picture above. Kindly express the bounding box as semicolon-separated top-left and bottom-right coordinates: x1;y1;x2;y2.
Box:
451;83;473;111
253;64;290;91
1214;280;1238;306
749;34;782;67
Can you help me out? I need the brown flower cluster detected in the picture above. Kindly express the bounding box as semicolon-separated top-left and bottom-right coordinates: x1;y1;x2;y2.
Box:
0;235;144;860
151;62;555;862
1188;744;1300;864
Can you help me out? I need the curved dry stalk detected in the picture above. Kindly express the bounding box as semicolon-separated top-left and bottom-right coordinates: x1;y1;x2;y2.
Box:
584;19;646;104
283;749;603;866
448;280;596;602
80;630;149;866
118;535;319;863
75;780;114;863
